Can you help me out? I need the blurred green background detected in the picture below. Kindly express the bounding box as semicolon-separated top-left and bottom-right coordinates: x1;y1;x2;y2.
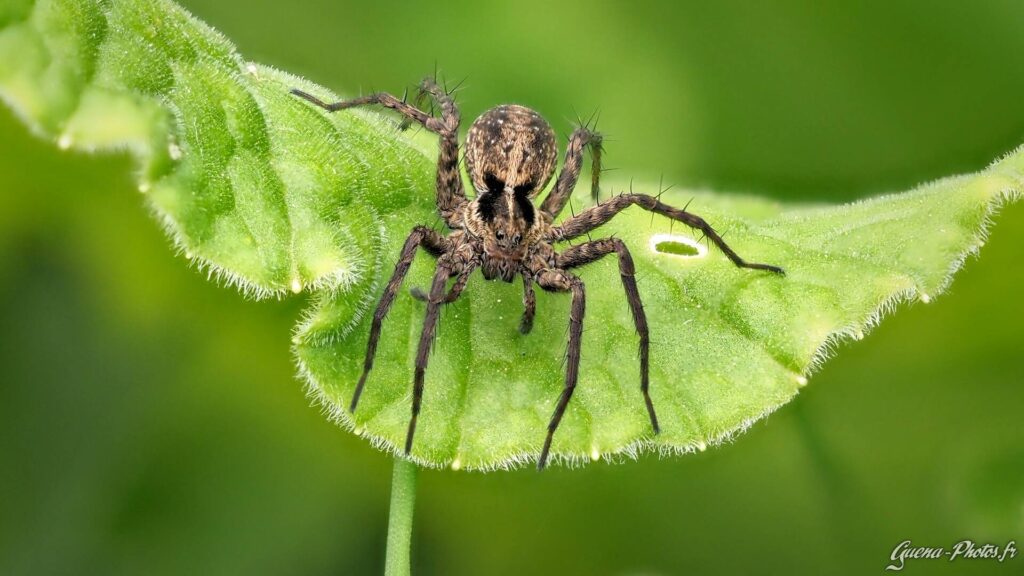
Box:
2;0;1023;574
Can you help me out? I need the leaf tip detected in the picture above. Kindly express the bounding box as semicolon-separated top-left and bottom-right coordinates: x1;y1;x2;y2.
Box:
57;133;73;150
589;445;601;461
290;278;303;294
450;456;462;471
795;374;808;387
920;292;932;304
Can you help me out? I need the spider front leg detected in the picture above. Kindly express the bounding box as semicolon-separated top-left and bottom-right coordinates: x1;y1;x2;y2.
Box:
535;269;586;470
351;226;447;414
291;76;466;225
290;88;442;132
557;239;659;434
398;76;460;131
406;256;474;455
550;193;785;275
540;126;603;218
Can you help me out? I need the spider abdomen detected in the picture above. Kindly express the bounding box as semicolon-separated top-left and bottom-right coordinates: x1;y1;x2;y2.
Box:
464;105;558;198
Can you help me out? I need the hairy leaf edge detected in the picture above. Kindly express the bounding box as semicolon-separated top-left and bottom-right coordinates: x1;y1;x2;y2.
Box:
0;2;411;301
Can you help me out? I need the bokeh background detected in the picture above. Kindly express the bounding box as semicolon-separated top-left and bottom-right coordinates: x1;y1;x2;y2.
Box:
2;1;1023;574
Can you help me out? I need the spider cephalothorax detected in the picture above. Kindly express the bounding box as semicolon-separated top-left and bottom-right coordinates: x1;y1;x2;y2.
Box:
291;78;784;469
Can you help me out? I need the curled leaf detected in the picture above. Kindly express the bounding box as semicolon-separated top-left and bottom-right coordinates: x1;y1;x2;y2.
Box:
0;0;431;298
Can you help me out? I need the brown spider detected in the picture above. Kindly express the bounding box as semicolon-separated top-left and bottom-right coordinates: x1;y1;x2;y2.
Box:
291;78;784;470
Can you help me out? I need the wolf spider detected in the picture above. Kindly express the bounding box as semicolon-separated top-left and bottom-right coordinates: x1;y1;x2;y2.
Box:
291;78;783;470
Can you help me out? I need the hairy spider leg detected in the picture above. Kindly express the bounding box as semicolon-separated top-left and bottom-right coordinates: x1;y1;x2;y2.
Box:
519;273;536;335
414;77;465;225
410;262;475;304
557;238;660;434
291;88;436;127
396;83;432;131
400;76;458;130
406;256;475;455
291;76;466;226
550;193;786;275
536;270;586;470
540;126;603;219
351;226;447;413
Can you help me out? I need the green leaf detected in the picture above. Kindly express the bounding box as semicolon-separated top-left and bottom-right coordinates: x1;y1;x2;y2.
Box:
295;155;1022;470
0;0;432;298
2;0;1020;471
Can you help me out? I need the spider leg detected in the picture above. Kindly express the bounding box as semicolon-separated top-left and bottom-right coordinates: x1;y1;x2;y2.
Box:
540;126;603;219
291;78;466;227
519;273;536;335
399;77;459;131
351;226;448;414
444;260;477;302
406;257;465;455
409;261;476;303
548;193;785;275
557;239;660;434
406;76;466;224
535;270;586;470
396;85;430;132
290;89;442;131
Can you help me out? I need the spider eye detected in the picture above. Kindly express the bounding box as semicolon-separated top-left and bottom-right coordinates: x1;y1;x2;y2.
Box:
484;173;504;193
495;230;506;240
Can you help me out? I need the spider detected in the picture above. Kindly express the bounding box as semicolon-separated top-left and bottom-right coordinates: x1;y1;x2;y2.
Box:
291;77;784;470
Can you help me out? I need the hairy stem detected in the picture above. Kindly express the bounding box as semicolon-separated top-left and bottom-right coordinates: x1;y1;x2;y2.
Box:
385;458;418;576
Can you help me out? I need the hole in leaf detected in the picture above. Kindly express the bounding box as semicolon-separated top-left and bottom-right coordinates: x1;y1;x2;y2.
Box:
655;240;698;256
649;233;707;259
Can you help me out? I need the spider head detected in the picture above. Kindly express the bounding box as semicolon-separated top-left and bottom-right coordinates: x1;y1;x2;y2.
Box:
473;183;534;258
464;105;557;256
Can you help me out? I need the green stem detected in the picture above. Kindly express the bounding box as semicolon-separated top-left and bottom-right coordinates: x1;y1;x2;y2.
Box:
384;457;418;576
